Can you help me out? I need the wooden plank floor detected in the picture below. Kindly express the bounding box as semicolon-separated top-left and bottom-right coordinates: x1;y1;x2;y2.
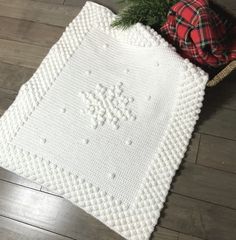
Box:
0;1;235;239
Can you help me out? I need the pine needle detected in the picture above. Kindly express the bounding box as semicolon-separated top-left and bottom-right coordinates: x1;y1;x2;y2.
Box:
111;0;177;29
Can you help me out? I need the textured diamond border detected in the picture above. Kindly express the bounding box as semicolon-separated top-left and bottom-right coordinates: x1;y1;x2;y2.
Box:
0;2;208;240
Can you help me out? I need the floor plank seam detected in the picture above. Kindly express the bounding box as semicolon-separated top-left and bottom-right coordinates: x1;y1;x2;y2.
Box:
0;214;77;240
0;86;18;94
196;162;236;175
159;223;205;240
0;178;41;192
0;59;40;71
40;188;63;198
0;15;65;29
0;60;36;70
216;106;236;112
0;36;57;48
0;36;51;49
197;131;236;142
0;15;68;28
171;192;236;211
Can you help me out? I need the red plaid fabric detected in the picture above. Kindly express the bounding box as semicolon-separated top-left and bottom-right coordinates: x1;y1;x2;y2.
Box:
160;0;236;68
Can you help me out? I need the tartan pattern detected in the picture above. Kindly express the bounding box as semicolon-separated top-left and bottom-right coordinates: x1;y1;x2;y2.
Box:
160;0;236;68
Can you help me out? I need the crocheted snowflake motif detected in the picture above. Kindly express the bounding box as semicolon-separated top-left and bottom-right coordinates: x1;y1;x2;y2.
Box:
79;82;136;130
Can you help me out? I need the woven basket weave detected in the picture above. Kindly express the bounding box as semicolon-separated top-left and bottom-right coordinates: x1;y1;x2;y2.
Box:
207;60;236;87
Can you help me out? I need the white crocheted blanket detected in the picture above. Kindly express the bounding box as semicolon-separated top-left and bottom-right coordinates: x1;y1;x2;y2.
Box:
0;2;208;240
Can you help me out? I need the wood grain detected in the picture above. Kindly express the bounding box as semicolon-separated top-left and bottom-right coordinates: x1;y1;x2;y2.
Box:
0;16;63;47
0;62;34;91
0;0;79;27
197;71;236;141
0;87;16;116
0;168;41;190
198;134;236;173
40;186;62;197
152;227;179;240
0;180;123;240
204;71;236;111
0;216;72;240
1;179;235;240
0;39;48;68
172;162;236;209
179;233;203;240
34;0;64;4
160;193;236;240
64;0;120;12
197;107;236;140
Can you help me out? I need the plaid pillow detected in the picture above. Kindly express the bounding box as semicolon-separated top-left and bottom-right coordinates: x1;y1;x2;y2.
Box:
160;0;236;68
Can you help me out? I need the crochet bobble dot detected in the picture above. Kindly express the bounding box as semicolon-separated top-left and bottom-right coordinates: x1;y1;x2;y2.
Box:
108;172;116;179
125;139;133;145
85;70;92;76
124;68;130;74
60;108;66;113
40;138;47;144
82;138;89;144
103;43;109;49
147;95;152;101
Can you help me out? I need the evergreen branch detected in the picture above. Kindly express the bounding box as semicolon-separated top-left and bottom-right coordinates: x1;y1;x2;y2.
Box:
112;0;177;29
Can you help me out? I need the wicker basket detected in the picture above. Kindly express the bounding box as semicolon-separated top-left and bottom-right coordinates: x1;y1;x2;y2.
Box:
207;60;236;87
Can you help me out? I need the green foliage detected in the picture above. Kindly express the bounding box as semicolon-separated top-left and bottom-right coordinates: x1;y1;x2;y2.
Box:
111;0;177;29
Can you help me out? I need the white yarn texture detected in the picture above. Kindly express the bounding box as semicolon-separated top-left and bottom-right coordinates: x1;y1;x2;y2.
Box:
0;2;208;240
